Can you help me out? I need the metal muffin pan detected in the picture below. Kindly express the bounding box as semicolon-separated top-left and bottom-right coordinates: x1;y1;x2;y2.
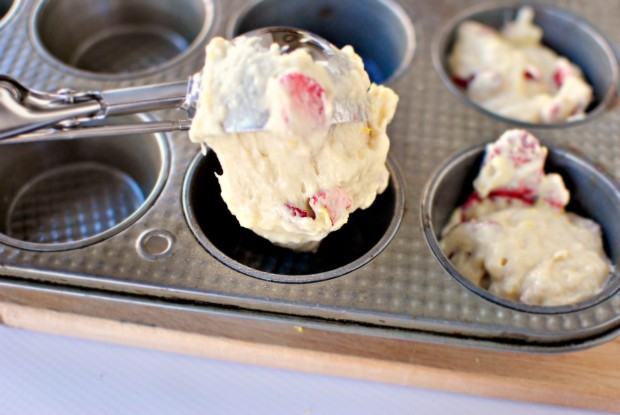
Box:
1;0;620;352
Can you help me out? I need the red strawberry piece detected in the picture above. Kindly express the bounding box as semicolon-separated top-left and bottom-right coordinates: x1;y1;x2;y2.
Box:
552;65;572;89
309;188;352;225
545;198;565;210
286;203;313;219
511;130;540;165
488;188;535;205
513;131;541;165
523;65;541;81
462;192;482;212
279;72;327;127
452;74;475;89
461;192;482;221
545;102;562;123
461;189;534;221
485;130;543;167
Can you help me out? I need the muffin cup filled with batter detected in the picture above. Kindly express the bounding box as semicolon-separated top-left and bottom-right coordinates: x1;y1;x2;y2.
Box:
183;150;404;283
421;132;620;313
432;1;619;128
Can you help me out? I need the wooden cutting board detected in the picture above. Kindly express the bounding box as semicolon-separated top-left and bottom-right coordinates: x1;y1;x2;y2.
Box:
1;301;618;413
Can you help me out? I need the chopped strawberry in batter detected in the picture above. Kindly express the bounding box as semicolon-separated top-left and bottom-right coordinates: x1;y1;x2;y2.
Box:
309;188;352;225
278;72;327;129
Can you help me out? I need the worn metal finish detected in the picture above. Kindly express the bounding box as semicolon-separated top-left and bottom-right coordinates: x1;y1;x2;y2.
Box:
1;0;620;352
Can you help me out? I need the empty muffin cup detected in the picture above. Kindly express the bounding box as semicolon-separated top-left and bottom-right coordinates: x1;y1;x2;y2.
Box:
31;0;214;77
432;2;619;128
229;0;415;84
421;143;620;313
0;115;170;251
183;150;405;283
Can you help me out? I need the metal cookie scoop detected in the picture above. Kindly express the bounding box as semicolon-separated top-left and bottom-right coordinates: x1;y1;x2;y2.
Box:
0;27;368;145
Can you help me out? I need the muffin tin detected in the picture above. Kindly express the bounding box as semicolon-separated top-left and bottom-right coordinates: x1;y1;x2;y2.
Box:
1;0;620;352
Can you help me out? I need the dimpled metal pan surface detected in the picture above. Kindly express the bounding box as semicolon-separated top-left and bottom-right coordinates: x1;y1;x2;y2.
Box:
1;0;620;352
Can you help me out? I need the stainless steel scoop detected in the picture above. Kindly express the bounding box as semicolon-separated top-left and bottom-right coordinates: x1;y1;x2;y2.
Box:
0;27;368;145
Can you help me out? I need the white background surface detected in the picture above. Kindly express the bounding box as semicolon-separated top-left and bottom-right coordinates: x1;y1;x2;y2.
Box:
0;326;611;415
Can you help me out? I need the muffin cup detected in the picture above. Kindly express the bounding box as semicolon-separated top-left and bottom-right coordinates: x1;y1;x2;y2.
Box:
0;0;21;28
432;1;620;128
30;0;215;78
421;142;620;314
183;149;405;283
0;115;170;251
228;0;415;84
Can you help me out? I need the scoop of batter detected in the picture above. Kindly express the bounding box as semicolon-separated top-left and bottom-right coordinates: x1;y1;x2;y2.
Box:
440;130;612;306
449;7;593;123
190;36;398;252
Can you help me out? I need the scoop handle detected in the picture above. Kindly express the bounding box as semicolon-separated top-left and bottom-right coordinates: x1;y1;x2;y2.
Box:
0;76;102;139
0;74;200;142
99;75;199;116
